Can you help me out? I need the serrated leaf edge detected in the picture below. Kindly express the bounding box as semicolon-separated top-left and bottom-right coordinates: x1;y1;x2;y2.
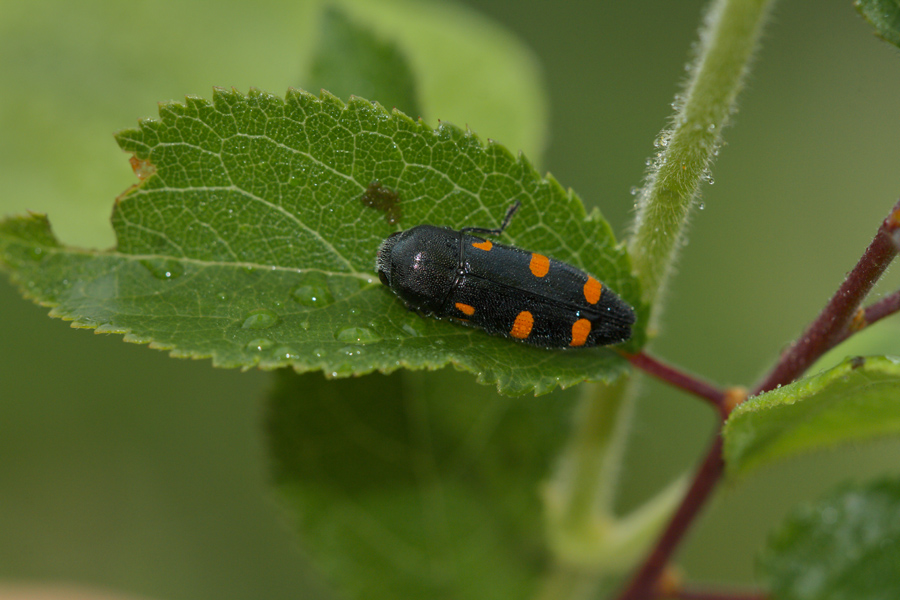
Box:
4;87;641;395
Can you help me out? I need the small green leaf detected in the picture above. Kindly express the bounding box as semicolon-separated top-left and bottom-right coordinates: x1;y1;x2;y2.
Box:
0;88;643;395
759;479;900;600
856;0;900;49
267;368;576;598
723;355;900;478
306;6;420;118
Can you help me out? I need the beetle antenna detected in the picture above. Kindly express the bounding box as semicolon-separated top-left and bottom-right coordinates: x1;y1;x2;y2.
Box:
460;201;521;237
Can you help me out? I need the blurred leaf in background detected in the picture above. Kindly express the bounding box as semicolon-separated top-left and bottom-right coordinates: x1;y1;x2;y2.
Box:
759;479;900;600
268;369;576;598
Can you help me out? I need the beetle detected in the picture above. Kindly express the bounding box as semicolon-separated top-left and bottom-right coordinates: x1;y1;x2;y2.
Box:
376;202;635;348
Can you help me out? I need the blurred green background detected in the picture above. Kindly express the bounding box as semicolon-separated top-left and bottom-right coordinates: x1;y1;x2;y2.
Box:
2;0;900;598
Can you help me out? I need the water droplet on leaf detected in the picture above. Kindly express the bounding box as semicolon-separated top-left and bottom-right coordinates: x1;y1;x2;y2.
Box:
140;259;184;280
401;318;427;337
335;327;382;344
242;309;278;330
291;273;335;307
246;338;274;352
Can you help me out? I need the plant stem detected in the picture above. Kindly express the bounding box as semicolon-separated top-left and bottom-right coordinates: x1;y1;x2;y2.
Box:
617;198;900;599
616;435;725;600
623;351;726;414
830;290;900;346
543;377;635;555
667;588;767;600
628;0;775;317
861;289;900;328
752;198;900;395
602;1;775;598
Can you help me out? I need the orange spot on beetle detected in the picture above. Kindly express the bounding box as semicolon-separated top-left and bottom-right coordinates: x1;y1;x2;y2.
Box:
472;240;493;251
510;311;534;339
570;318;591;347
455;302;475;316
583;277;602;304
529;253;550;277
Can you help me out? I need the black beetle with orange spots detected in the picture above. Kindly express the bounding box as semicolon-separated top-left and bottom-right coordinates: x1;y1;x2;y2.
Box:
376;202;635;348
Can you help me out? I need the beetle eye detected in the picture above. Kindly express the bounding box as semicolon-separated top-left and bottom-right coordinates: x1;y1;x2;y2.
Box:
378;269;390;286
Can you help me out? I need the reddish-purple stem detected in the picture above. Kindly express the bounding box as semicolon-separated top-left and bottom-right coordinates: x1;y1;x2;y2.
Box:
616;435;725;600
833;288;900;345
863;289;900;325
666;588;767;600
615;199;900;600
624;351;727;414
752;199;900;395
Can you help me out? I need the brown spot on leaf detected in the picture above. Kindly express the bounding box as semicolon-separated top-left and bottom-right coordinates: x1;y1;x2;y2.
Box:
360;180;402;225
128;155;156;180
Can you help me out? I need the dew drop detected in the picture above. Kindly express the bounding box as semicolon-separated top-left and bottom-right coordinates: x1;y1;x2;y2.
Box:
291;272;335;307
630;186;640;196
698;202;706;210
140;259;184;280
242;308;278;330
401;318;427;337
272;346;294;360
246;338;274;352
335;326;382;344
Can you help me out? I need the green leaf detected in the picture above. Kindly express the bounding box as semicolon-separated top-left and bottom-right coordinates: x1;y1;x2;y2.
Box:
759;479;900;600
334;0;548;160
723;355;900;478
306;6;420;118
0;88;643;395
267;368;576;598
0;1;546;248
856;0;900;49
